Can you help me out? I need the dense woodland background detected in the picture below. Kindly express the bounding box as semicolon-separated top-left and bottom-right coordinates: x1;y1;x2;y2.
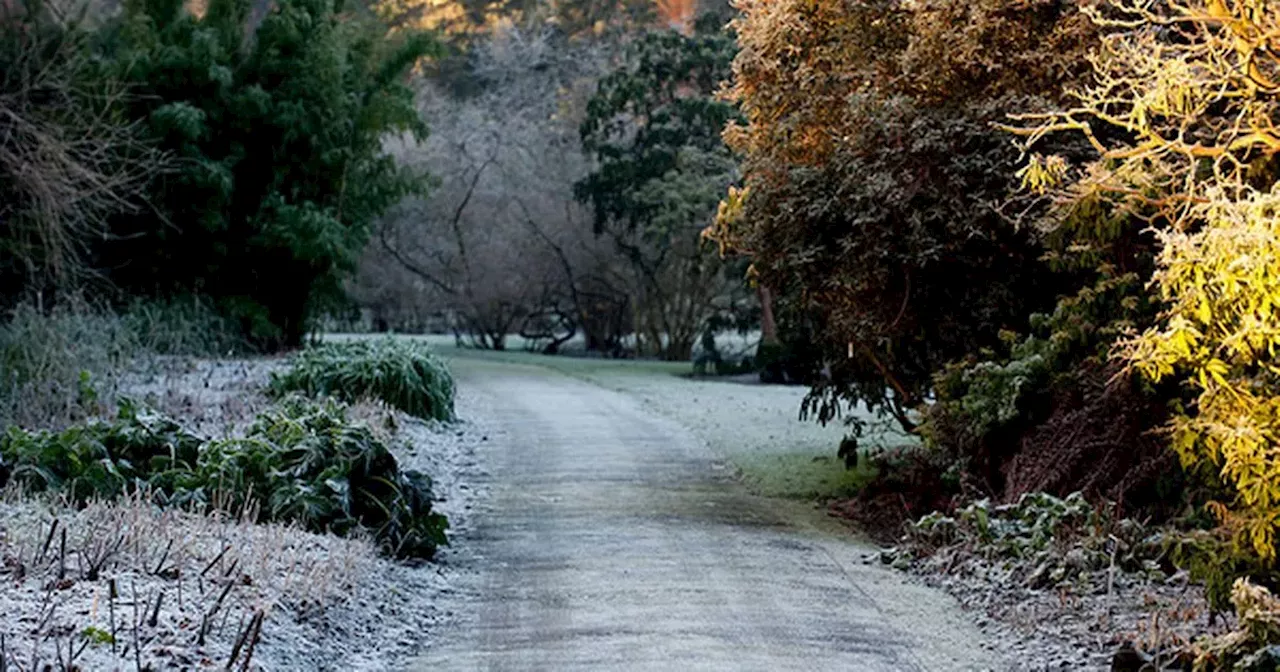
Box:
9;0;1280;665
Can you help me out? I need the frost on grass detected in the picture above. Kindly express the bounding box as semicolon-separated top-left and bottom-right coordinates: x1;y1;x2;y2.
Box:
0;491;378;671
118;357;281;439
0;352;487;670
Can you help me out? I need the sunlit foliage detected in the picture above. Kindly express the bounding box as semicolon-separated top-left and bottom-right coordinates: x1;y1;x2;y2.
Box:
1018;0;1280;560
707;0;1094;434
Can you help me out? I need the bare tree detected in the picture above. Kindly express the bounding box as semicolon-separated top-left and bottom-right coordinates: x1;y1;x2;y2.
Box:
360;22;628;351
0;0;169;300
359;22;752;358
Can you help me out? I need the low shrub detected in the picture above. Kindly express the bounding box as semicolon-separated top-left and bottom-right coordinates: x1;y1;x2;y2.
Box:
0;398;201;505
888;492;1166;590
184;397;448;559
918;273;1174;509
1168;528;1277;617
270;338;455;422
0;397;448;559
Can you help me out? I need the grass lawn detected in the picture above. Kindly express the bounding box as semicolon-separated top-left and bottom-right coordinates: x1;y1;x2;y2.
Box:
323;333;916;502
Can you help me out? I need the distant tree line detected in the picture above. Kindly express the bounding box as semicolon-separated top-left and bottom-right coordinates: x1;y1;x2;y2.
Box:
358;2;753;361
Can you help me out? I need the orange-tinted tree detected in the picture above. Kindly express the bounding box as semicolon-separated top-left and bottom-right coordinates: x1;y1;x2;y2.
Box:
708;0;1095;437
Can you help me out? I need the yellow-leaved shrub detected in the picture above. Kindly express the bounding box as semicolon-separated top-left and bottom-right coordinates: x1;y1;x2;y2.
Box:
1014;0;1280;560
1125;191;1280;559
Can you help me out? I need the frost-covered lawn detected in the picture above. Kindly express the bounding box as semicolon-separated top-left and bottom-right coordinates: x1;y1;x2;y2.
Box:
332;333;915;502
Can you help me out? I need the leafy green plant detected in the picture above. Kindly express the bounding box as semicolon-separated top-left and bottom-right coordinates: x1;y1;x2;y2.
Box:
0;399;201;505
894;491;1165;588
924;272;1150;448
81;626;116;647
178;396;447;558
270;338;455;422
915;271;1168;503
0;396;448;559
1168;527;1279;615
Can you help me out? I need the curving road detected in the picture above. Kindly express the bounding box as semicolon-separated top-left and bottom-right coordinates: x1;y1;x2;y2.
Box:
413;358;997;672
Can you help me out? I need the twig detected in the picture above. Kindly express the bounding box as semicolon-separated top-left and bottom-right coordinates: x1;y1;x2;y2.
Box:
177;549;184;612
30;581;58;672
1107;534;1120;603
221;557;239;581
37;518;59;565
148;590;164;628
201;546;230;578
109;577;118;656
152;539;174;576
199;580;236;646
237;610;265;672
54;632;67;672
226;612;248;669
131;581;142;672
224;610;264;671
69;631;89;668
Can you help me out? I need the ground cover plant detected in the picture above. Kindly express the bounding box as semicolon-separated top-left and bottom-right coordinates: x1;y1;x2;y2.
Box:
882;491;1228;669
0;396;448;559
887;492;1166;587
270;338;456;422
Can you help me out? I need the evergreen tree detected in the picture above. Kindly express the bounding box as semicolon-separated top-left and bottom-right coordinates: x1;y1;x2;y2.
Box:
97;0;437;347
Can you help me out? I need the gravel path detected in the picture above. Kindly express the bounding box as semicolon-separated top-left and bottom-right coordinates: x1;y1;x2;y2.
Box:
410;357;997;671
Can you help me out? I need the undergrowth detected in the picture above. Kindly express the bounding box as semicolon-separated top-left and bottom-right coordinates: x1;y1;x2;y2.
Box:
887;492;1168;591
270;338;455;422
0;396;447;559
122;295;247;357
1194;579;1280;670
0;301;134;430
0;297;248;431
882;491;1277;669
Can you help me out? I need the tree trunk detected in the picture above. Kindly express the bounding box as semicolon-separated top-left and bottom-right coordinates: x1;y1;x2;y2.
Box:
758;282;778;345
